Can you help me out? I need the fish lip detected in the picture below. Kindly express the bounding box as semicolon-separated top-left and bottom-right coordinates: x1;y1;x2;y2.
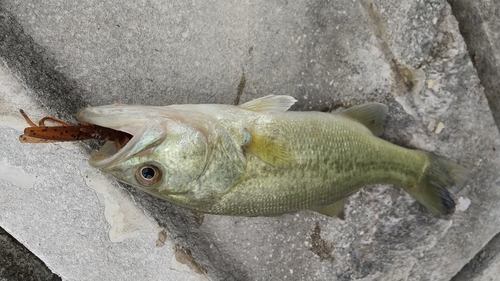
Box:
76;112;136;169
76;106;146;136
77;106;166;170
84;126;143;170
89;122;166;170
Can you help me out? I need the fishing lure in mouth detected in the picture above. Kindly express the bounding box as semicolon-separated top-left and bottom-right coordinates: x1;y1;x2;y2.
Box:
19;109;132;150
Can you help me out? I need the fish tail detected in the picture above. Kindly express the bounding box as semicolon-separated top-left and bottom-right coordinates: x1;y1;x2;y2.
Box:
406;152;471;215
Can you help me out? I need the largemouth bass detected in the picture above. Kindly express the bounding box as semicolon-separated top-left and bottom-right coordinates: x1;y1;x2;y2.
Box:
76;95;469;217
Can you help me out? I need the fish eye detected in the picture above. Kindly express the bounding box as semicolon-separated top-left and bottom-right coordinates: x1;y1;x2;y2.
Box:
135;164;162;187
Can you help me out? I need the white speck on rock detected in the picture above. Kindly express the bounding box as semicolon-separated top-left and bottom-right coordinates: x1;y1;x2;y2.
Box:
434;122;445;134
427;79;436;89
456;197;471;212
427;119;436;132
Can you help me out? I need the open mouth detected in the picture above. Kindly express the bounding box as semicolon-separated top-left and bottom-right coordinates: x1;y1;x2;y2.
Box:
20;105;167;170
87;120;167;170
87;128;135;169
83;124;133;150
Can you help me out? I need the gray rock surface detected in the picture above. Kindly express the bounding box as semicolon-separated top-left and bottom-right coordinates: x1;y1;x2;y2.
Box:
1;0;499;280
452;232;500;281
0;64;208;280
448;0;500;127
0;227;60;281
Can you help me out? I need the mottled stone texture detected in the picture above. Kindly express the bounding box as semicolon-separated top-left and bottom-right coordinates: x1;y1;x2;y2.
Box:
0;228;60;281
448;0;500;128
1;0;500;280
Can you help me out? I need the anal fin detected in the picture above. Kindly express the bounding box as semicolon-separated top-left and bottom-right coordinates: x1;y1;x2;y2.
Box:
311;198;348;219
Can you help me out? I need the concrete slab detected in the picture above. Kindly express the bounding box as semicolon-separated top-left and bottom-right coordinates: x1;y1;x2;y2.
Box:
448;0;500;128
0;227;60;281
452;232;500;281
1;0;499;280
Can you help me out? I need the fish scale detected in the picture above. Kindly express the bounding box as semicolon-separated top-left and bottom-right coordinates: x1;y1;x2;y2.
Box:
203;112;425;216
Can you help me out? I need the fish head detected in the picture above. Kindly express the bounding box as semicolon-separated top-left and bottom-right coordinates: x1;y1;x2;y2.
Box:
77;104;212;200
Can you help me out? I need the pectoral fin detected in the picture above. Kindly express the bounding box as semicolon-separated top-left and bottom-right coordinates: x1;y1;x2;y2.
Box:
312;198;348;219
244;129;296;166
240;95;297;113
339;103;388;136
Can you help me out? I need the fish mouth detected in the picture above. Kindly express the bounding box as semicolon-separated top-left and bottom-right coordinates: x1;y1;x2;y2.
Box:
77;105;167;170
86;132;135;169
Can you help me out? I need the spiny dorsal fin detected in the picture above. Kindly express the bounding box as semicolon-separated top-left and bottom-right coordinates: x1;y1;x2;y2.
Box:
339;103;388;136
244;128;296;166
311;198;348;219
240;95;297;113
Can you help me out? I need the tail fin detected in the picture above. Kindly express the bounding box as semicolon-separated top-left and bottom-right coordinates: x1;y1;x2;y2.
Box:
407;152;471;215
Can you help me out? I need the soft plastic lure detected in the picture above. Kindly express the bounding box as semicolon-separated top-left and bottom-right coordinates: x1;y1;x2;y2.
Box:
19;109;132;150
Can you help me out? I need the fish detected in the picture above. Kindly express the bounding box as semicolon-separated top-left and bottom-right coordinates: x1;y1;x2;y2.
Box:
22;95;470;217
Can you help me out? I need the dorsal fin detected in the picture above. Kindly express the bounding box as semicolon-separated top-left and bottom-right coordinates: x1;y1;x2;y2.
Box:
240;95;297;113
339;103;388;136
